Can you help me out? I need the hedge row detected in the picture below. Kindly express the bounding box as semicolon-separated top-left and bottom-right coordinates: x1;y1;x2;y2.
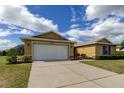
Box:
97;55;124;60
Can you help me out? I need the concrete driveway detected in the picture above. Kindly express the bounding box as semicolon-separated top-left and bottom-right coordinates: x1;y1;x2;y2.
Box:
28;60;124;88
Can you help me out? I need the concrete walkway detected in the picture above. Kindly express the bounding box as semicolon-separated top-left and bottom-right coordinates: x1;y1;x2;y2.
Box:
28;60;124;88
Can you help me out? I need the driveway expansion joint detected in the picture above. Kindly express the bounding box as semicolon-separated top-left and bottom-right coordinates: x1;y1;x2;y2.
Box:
57;72;118;88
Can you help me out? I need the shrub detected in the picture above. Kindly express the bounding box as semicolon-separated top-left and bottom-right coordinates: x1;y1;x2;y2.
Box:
116;51;124;55
24;56;32;62
7;55;17;64
6;49;17;63
18;56;32;62
97;54;124;60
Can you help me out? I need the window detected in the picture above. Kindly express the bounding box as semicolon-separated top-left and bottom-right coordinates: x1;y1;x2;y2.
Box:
103;45;110;55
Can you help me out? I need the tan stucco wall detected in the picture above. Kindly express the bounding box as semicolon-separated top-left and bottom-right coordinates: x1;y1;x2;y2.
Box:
111;45;116;54
75;44;96;58
24;40;74;59
95;45;103;56
69;43;74;57
96;44;116;56
24;40;32;56
75;44;116;59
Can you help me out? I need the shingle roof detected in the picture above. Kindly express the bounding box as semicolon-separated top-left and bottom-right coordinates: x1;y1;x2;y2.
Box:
21;37;75;43
74;37;116;47
21;31;76;43
32;31;68;40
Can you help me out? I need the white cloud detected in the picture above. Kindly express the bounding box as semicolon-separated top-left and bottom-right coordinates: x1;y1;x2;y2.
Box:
0;5;58;32
91;17;124;43
70;24;79;29
66;28;82;39
0;39;17;50
70;6;77;22
0;29;11;36
66;28;89;38
66;17;124;44
0;18;8;24
65;28;93;43
69;5;124;44
14;29;34;35
92;18;124;35
85;5;124;20
8;25;19;30
68;37;82;43
0;28;34;37
20;29;34;35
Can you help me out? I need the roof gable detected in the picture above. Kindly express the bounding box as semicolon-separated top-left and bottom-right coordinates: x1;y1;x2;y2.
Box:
74;37;113;47
96;38;112;43
33;31;67;40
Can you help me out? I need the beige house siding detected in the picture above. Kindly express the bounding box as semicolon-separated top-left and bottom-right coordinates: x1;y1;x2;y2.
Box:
24;40;32;56
75;44;96;58
75;44;116;59
96;44;116;56
95;44;103;56
70;44;74;56
111;45;116;54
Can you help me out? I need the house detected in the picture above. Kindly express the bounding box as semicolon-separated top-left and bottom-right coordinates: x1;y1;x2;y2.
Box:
21;31;75;61
116;45;124;51
21;31;117;60
74;38;116;59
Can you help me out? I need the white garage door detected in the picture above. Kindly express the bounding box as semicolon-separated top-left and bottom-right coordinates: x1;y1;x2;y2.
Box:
33;44;68;60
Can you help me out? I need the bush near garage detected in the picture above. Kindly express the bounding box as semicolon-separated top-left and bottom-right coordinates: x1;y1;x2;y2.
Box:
17;56;32;63
6;48;32;64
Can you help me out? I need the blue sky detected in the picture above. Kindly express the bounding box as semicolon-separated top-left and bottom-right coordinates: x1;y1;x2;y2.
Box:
0;5;124;50
25;5;89;32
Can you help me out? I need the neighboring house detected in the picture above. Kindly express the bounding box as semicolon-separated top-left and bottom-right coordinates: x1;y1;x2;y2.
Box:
21;31;75;61
116;45;124;51
74;38;116;59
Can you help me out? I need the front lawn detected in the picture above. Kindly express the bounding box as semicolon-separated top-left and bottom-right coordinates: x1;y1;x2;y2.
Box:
0;56;32;88
82;60;124;74
0;56;8;62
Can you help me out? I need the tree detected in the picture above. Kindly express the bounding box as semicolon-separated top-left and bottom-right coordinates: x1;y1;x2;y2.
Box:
120;40;124;50
7;49;17;56
0;51;2;56
0;50;7;56
7;49;17;63
13;44;24;55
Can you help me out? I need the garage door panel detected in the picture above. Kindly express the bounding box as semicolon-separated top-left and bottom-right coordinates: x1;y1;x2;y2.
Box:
33;44;68;60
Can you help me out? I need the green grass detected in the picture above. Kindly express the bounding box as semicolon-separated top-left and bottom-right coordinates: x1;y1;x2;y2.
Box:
0;56;8;62
82;60;124;74
0;56;32;88
0;56;22;62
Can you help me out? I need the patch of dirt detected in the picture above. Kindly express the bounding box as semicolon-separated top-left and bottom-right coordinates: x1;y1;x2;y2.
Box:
0;77;8;87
